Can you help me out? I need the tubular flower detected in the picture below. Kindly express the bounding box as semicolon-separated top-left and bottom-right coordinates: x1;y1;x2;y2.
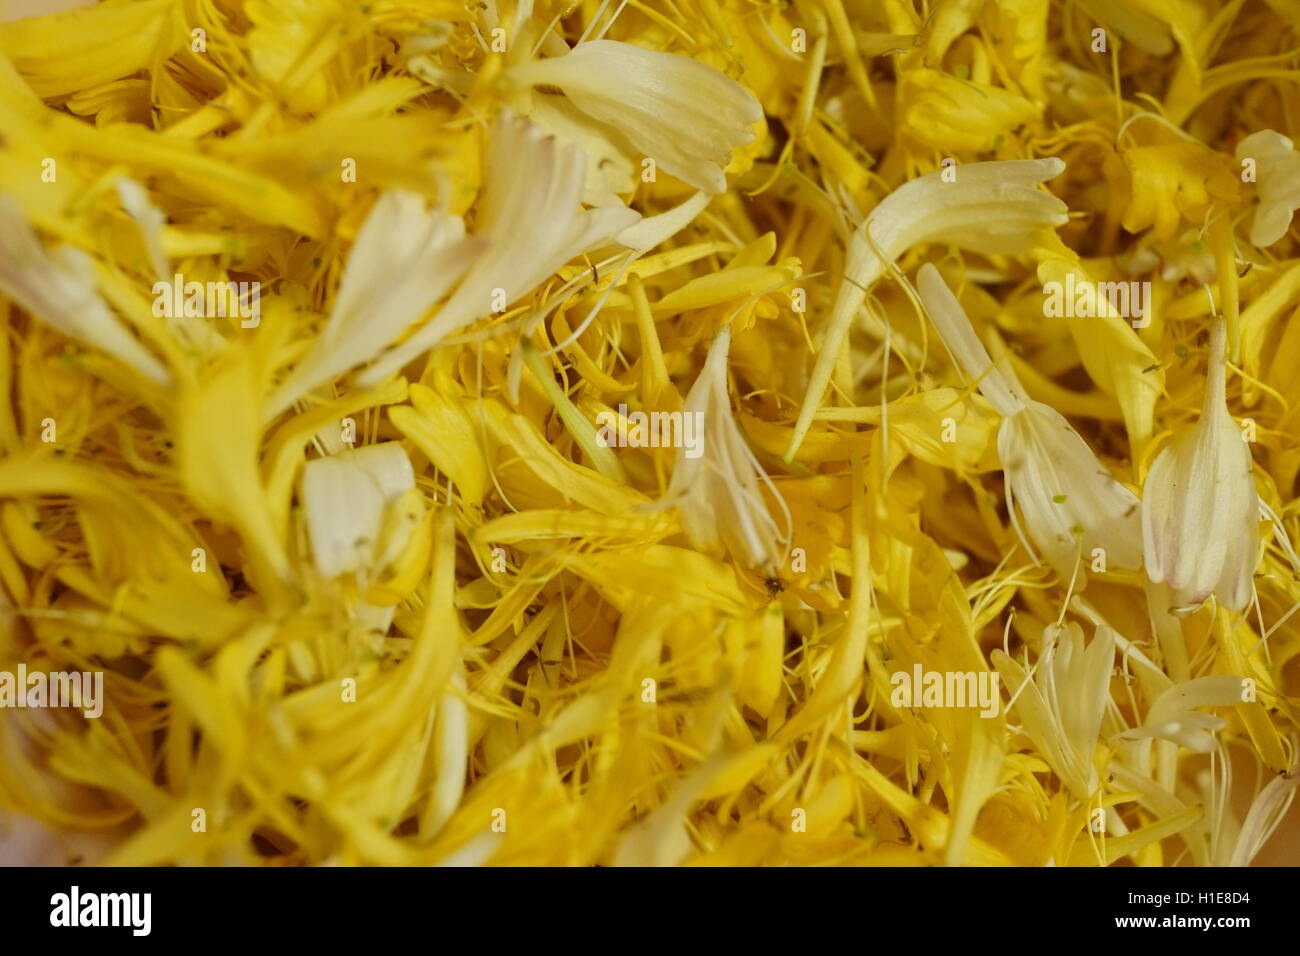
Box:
992;623;1115;802
918;264;1142;576
0;194;169;387
786;158;1069;459
1185;742;1300;867
356;111;638;387
1216;755;1300;866
114;177;169;281
665;325;787;573
268;192;481;417
1142;320;1259;613
1121;676;1243;753
508;39;763;195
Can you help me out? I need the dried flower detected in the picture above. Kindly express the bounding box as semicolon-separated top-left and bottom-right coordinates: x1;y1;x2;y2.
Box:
665;325;787;573
787;158;1069;459
918;264;1142;575
1142;320;1259;613
509;40;762;195
0;195;169;386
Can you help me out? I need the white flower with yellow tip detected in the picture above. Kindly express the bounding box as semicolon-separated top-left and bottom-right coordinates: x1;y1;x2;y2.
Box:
666;325;787;573
787;158;1069;459
357;111;638;387
918;264;1142;576
268;191;482;418
0;195;170;387
1142;320;1258;613
992;623;1115;801
508;39;763;195
301;442;420;581
116;178;225;355
1235;130;1300;247
1120;675;1242;753
1205;749;1299;866
114;177;169;281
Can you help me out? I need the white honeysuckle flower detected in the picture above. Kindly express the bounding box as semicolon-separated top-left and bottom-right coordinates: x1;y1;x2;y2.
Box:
115;178;169;281
787;158;1069;459
508;39;763;195
498;186;711;411
267;191;482;419
918;263;1143;576
117;178;226;355
992;622;1115;801
1142;319;1258;613
1222;760;1299;866
1235;130;1300;247
1120;674;1242;753
1197;742;1299;867
0;195;171;387
301;442;418;580
666;325;787;572
356;111;639;388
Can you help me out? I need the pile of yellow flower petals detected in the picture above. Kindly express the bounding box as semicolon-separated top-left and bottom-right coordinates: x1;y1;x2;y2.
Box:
1;0;1299;867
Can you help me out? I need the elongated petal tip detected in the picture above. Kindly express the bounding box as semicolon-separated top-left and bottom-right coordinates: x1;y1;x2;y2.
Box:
1141;322;1260;613
785;157;1071;460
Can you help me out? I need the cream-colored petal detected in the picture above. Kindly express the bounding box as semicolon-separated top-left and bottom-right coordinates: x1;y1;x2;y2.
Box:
512;39;762;195
0;196;170;386
994;622;1113;800
302;443;416;579
1122;675;1241;753
356;112;638;387
523;93;636;206
1228;761;1300;866
1142;321;1258;611
115;177;169;281
1236;129;1300;247
787;158;1067;459
1001;404;1143;574
917;263;1025;417
921;263;1140;574
667;326;785;571
268;191;481;418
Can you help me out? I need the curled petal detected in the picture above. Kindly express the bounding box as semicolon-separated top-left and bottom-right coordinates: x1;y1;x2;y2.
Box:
512;40;762;195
